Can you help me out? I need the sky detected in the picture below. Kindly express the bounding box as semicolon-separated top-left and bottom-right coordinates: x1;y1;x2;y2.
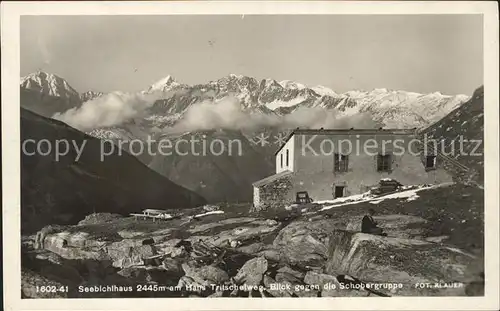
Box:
21;14;483;95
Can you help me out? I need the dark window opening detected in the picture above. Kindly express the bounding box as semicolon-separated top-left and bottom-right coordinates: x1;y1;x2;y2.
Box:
280;153;283;168
296;191;312;204
334;153;349;172
425;155;437;169
377;154;392;172
334;186;345;198
286;149;289;167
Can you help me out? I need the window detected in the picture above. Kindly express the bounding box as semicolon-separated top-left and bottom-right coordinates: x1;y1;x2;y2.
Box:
286;149;289;167
425;155;437;169
334;153;349;172
280;153;283;168
377;154;392;172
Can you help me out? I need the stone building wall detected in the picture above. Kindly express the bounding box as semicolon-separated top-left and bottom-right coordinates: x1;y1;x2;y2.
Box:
253;175;294;212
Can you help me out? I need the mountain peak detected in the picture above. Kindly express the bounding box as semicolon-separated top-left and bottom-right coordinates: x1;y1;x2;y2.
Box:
152;74;176;85
228;73;244;79
20;71;80;100
261;78;282;89
148;75;180;92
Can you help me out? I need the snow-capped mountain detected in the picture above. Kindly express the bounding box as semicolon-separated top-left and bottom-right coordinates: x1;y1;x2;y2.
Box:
308;88;470;128
20;70;471;133
80;90;104;102
144;73;470;129
21;71;81;105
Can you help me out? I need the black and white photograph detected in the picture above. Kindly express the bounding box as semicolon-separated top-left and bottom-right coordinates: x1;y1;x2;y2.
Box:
2;1;499;311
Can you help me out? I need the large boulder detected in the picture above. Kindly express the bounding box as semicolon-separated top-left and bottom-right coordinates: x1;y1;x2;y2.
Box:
345;214;428;239
273;220;338;268
34;225;67;250
181;261;229;286
78;213;124;225
234;256;268;286
190;221;281;248
106;240;157;268
326;229;478;296
41;232;110;261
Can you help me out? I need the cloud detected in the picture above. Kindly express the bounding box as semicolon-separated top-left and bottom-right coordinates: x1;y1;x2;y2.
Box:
54;91;378;133
53;90;170;130
170;96;378;133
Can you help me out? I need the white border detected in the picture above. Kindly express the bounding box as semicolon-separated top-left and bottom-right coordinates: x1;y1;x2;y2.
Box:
2;1;499;311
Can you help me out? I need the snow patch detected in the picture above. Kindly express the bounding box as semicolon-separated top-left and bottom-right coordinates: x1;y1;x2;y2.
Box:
311;85;337;97
279;80;306;90
148;75;180;92
320;183;453;211
193;210;224;218
265;96;308;110
316;192;370;205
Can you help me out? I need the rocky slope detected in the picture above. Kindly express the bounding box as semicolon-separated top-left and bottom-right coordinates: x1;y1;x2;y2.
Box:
148;130;274;203
22;183;484;298
423;86;484;184
80;90;104;102
21;106;206;233
20;86;79;119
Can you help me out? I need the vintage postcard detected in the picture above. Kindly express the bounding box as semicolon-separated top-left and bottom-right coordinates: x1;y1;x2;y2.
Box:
1;1;499;310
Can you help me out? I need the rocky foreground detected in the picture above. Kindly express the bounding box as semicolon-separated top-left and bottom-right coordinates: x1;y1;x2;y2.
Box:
21;183;484;298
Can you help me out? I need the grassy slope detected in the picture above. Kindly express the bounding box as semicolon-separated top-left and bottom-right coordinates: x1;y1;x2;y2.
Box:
319;184;484;254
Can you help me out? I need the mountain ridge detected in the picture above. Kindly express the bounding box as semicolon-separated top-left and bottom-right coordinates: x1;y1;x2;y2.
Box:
20;70;472;149
21;71;470;125
20;101;207;232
